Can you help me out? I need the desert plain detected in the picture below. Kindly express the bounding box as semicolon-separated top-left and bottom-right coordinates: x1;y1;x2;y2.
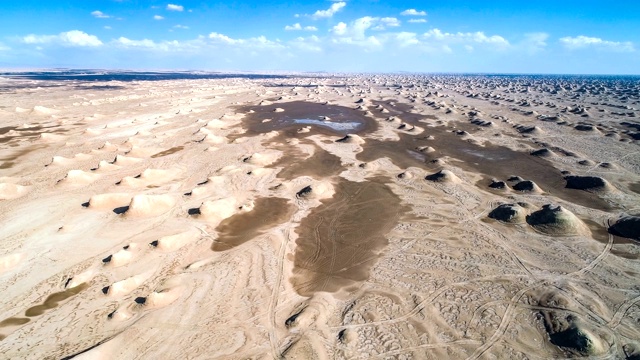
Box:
0;72;639;359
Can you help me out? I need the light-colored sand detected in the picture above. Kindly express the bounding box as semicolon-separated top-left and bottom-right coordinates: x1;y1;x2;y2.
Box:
0;74;639;359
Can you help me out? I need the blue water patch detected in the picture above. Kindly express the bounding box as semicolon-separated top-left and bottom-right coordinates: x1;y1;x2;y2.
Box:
293;118;362;131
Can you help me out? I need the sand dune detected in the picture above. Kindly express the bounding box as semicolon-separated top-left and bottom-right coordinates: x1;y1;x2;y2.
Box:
87;193;133;210
118;168;180;188
59;170;101;185
113;155;143;166
124;194;176;217
198;197;239;221
243;150;282;166
0;183;30;200
152;230;200;252
106;270;155;297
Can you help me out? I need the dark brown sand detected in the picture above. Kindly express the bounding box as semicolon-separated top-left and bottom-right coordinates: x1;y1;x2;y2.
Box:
24;283;89;317
358;125;611;210
275;144;343;179
212;197;296;251
236;101;378;136
291;177;408;296
151;146;184;158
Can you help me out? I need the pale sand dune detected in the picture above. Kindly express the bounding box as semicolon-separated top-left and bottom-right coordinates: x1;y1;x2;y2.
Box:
38;133;66;142
49;154;93;166
87;193;133;210
0;253;24;274
94;160;122;172
203;133;227;144
124;194;176;217
113;154;143;166
125;145;163;158
0;183;30;200
59;170;102;185
107;270;155;297
198;197;238;221
32;106;60;115
0;75;639;360
118;168;181;187
96;141;119;151
153;230;200;252
243;150;282;166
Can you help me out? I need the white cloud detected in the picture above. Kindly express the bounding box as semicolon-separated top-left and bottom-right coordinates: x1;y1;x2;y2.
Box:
173;24;189;29
207;32;284;50
350;17;376;37
521;32;548;53
373;17;400;30
332;22;348;36
167;4;184;12
209;32;241;45
401;9;427;16
285;23;302;31
116;37;157;49
290;35;322;52
285;23;318;31
330;17;383;49
559;35;634;52
112;37;204;52
424;28;509;47
408;19;427;23
154;15;164;20
394;32;420;47
22;30;103;47
91;10;110;19
312;2;346;19
104;26;112;30
333;17;401;37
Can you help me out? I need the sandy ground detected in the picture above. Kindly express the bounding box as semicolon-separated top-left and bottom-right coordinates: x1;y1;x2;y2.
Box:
0;74;639;359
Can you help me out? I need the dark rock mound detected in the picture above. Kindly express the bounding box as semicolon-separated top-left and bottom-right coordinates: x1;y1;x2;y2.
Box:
425;169;460;183
530;148;553;157
565;175;612;193
577;159;595;166
526;204;589;235
513;180;542;192
335;135;352;143
546;316;602;356
608;216;640;241
488;179;507;189
537;292;605;356
488;203;526;223
134;297;147;305
623;344;640;360
471;119;493;127
296;185;313;199
575;124;596;131
515;125;542;134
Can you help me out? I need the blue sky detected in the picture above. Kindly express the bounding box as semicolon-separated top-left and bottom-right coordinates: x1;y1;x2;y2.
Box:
0;1;639;74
